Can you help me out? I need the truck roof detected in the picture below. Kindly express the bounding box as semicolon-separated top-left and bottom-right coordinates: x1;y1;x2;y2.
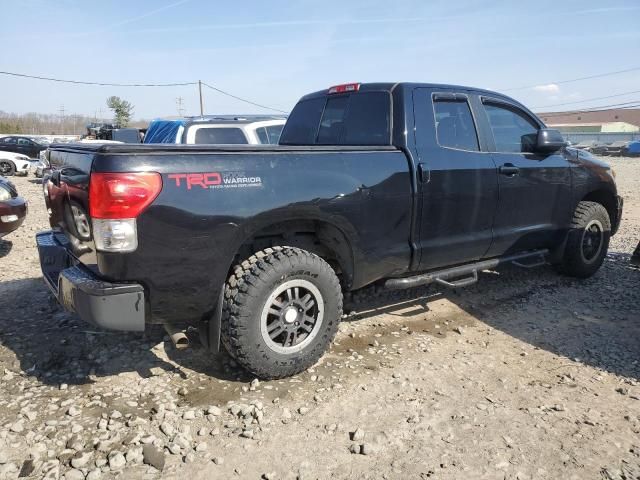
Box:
300;82;522;105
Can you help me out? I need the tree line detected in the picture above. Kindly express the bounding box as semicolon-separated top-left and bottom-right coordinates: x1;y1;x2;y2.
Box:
0;96;143;135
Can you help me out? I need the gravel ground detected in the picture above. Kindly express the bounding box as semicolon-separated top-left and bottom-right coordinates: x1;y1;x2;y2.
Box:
0;157;638;480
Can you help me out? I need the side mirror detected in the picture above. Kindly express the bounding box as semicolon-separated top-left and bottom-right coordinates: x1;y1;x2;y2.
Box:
536;128;566;153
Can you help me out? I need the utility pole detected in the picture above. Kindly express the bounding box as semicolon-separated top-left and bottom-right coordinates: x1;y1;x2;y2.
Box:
59;105;65;135
198;80;204;117
176;97;185;116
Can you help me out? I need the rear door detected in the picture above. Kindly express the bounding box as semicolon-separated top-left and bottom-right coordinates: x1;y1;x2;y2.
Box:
478;97;573;256
413;88;498;270
17;138;35;157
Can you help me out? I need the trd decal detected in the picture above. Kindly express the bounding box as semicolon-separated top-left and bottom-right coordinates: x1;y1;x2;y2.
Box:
168;172;262;190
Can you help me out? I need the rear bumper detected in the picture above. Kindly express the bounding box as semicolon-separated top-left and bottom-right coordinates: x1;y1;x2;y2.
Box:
36;231;145;331
613;195;623;236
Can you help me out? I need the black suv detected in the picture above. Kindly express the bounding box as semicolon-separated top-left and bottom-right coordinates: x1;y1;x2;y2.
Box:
0;136;50;158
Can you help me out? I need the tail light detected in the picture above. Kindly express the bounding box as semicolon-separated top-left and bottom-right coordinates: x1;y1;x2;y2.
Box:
328;83;360;94
89;172;162;253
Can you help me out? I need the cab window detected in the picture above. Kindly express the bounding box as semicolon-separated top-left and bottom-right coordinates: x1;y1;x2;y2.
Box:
484;103;539;153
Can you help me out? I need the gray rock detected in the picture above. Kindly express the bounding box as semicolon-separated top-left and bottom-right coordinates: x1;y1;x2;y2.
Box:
125;446;143;464
70;451;92;469
107;451;126;470
10;421;24;433
65;469;85;480
349;444;360;454
160;422;175;437
195;442;208;452
183;410;196;420
142;444;165;471
183;452;196;463
212;457;224;465
86;469;101;480
298;407;310;415
67;406;81;417
361;443;373;455
167;443;181;455
40;459;60;479
206;406;222;416
351;428;365;441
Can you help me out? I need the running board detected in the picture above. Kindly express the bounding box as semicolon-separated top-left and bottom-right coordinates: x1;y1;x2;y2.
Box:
384;249;548;290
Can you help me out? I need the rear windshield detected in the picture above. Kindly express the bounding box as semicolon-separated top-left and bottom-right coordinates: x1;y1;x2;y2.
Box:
194;127;248;144
279;91;391;146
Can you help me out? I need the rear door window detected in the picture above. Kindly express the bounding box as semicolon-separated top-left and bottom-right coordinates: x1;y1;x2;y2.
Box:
193;127;248;144
433;99;479;151
280;91;391;145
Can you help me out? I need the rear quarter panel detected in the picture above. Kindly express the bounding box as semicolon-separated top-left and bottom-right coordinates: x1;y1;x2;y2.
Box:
92;149;413;325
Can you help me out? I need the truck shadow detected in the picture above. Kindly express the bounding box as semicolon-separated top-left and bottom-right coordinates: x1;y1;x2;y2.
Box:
0;251;637;389
344;251;640;381
0;277;251;388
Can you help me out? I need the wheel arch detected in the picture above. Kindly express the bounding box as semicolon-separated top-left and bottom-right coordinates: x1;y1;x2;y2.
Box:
580;188;618;231
231;216;356;290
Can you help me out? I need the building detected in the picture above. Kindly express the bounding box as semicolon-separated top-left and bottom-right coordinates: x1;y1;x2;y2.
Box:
538;108;640;133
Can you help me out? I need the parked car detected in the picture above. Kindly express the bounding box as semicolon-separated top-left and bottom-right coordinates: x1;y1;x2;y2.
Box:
621;141;640;157
0;135;50;158
38;82;622;379
574;140;608;155
0;176;27;238
144;115;287;145
603;141;630;156
0;151;33;176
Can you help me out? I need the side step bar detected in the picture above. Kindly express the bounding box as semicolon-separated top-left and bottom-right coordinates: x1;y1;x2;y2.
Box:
384;249;548;290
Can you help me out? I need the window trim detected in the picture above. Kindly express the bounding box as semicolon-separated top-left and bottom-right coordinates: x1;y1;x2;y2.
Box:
431;92;481;153
480;97;541;155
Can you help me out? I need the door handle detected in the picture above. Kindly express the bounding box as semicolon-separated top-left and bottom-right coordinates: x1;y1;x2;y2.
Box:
417;162;430;183
499;163;519;176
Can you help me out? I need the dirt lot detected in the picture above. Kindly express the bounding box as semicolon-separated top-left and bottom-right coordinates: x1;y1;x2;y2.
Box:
0;158;638;480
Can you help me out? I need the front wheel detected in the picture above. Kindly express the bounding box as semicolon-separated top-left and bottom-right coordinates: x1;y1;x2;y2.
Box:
556;201;611;278
221;247;342;379
0;160;15;176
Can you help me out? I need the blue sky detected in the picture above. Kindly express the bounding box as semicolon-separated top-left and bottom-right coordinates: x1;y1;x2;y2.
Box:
1;0;639;119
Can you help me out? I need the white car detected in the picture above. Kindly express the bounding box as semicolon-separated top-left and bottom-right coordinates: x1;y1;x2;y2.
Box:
0;151;33;177
144;116;287;145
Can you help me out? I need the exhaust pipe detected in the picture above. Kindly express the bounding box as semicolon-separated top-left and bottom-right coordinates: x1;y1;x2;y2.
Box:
164;324;190;350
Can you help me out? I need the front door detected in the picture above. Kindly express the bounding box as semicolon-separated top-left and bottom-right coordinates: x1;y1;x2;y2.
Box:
413;89;499;271
479;99;573;256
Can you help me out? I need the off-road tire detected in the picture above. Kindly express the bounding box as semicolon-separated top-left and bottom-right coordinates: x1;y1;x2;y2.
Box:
556;201;610;278
0;160;15;176
221;247;342;379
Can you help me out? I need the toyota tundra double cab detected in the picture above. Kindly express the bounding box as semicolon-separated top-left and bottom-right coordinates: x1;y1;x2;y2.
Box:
37;82;622;379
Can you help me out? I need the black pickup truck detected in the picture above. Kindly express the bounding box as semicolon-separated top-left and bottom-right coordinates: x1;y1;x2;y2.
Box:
37;82;622;379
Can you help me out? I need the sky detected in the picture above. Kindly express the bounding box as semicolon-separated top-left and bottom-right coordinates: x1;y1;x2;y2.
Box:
1;0;639;120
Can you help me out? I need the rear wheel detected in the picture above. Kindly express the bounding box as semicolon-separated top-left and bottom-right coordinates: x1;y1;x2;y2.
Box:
221;247;342;379
0;160;15;176
556;201;610;278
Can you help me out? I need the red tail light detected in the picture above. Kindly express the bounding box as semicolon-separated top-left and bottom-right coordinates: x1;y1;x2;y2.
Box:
89;172;162;219
328;83;360;94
